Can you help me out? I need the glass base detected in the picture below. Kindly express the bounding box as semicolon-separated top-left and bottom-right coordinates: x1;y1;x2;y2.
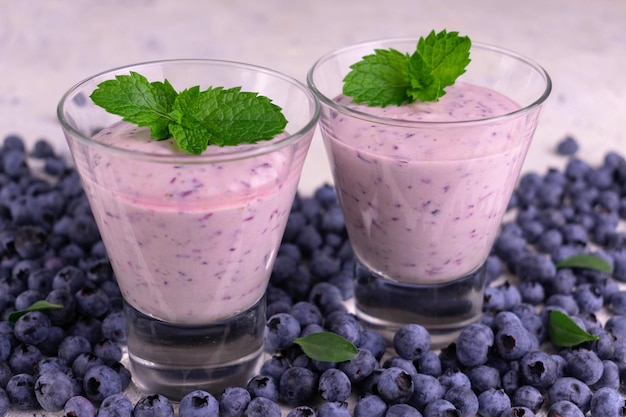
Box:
124;296;265;400
354;260;487;349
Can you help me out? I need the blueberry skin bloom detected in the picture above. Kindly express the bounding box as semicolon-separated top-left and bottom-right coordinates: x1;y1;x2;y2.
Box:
386;403;423;417
265;313;301;351
565;349;603;385
590;387;626;417
455;323;494;367
14;311;51;345
318;368;351;402
82;365;122;402
547;400;584;417
96;393;133;417
244;396;281;417
393;324;431;360
519;351;558;389
317;401;351;417
423;398;459;417
548;377;592;413
279;366;318;407
217;387;248;417
34;370;74;412
63;396;97;417
477;388;511;417
354;394;387;417
134;394;175;417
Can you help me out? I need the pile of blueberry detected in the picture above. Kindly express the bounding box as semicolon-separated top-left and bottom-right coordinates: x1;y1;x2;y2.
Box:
0;132;625;417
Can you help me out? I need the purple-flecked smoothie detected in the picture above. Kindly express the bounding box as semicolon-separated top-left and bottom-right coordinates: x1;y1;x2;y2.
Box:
321;82;530;284
78;121;306;324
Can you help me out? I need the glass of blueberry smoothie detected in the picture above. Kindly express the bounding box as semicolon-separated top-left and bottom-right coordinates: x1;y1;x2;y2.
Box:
308;36;551;346
58;60;319;398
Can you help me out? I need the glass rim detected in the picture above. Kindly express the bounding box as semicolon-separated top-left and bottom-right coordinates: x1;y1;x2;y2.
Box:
57;58;320;163
306;39;552;127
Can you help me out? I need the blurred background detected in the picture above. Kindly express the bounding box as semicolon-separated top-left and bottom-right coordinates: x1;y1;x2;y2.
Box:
1;0;624;194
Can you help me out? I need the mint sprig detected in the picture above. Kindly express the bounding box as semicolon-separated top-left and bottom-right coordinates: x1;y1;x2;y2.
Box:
8;300;63;323
90;72;287;155
294;332;358;362
343;29;471;107
548;310;599;347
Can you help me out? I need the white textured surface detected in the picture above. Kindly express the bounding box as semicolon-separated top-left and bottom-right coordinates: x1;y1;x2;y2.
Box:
1;0;626;194
1;1;625;415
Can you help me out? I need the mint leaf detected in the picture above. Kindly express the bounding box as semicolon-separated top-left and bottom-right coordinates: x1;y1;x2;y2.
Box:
90;72;177;139
548;310;599;347
8;301;63;323
90;73;287;155
294;332;358;362
342;29;471;106
556;254;613;273
168;86;287;154
342;48;412;107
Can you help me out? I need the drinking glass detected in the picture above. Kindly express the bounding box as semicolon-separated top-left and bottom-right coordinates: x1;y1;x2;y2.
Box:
308;39;551;346
58;59;319;398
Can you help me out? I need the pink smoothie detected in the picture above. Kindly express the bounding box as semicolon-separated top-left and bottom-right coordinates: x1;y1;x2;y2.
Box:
77;121;308;324
322;82;533;284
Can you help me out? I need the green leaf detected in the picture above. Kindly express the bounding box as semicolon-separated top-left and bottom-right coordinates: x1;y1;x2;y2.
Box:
90;73;287;155
342;48;412;107
555;254;613;273
294;332;358;362
8;300;64;323
90;72;177;139
168;86;287;154
548;309;599;347
342;29;471;106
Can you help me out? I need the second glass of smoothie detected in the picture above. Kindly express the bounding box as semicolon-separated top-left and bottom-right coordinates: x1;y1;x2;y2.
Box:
58;59;319;398
308;39;551;347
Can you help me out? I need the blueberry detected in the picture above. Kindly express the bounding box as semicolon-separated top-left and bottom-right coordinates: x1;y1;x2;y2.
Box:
519;350;558;388
134;394;175;417
382;357;417;379
259;355;290;383
499;406;536;417
393;324;430;361
217;387;249;417
325;311;361;345
287;405;317;417
338;348;378;383
356;329;387;361
422;398;459;417
468;365;500;393
52;265;86;293
100;311;126;344
63;395;97;417
376;367;413;404
310;250;341;279
565;348;603;385
34;356;67;376
455;322;494;367
110;362;131;391
477;388;511;417
308;282;344;315
0;334;11;362
415;350;442;377
548;377;592;413
6;373;37;410
495;323;535;361
8;343;43;374
271;254;298;284
438;368;471;392
97;393;133;417
34;370;74;411
385;403;423;417
247;375;279;402
279;366;317;407
589;387;625;417
443;386;478;417
317;401;351;417
75;286;111;318
266;313;301;351
13;226;48;259
547;400;584;417
314;183;339;208
58;335;92;364
14;311;51;345
244;396;281;417
354;394;387;417
290;301;323;327
71;352;104;379
92;338;122;365
82;365;122;402
573;283;603;313
512;385;543;412
594;359;620;390
318;368;351;402
296;225;323;253
408;374;444;411
556;136;579;155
